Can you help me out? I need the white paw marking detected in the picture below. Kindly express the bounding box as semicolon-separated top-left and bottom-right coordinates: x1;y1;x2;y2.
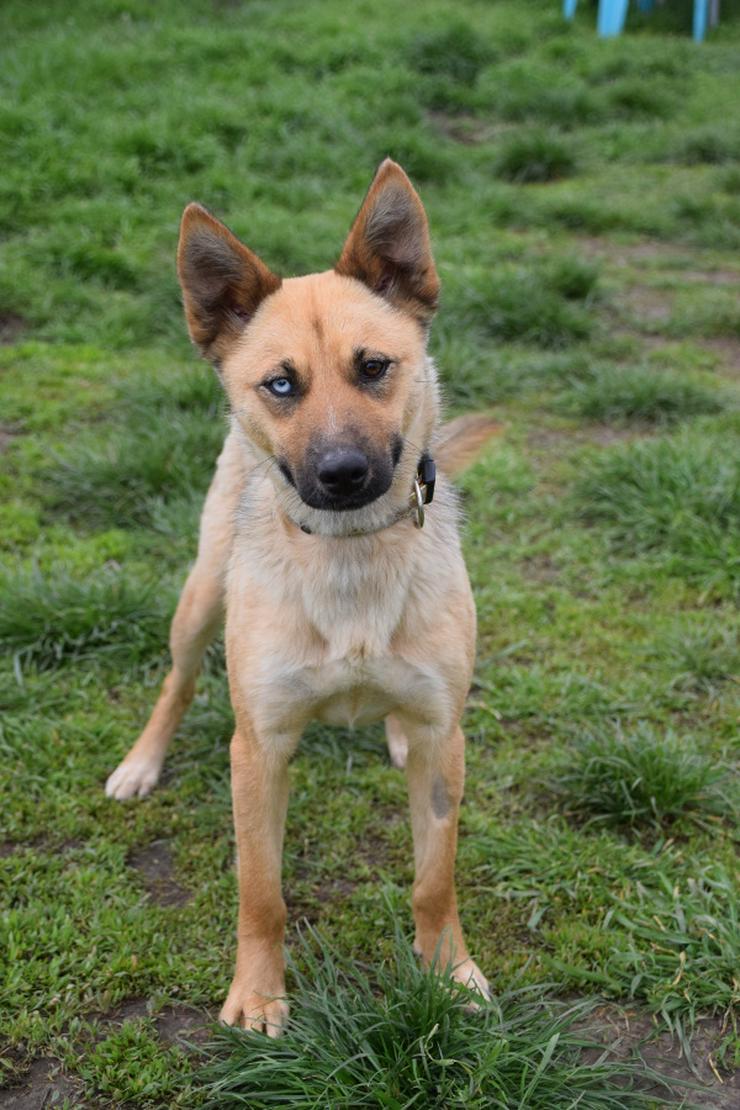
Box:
105;757;161;800
454;959;492;1005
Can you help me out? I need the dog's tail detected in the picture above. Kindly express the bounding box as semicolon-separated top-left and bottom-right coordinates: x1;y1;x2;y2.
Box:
434;413;500;478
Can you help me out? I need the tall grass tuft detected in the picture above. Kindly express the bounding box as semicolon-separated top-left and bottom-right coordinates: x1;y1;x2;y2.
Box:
573;425;740;594
672;128;740;165
199;925;673;1108
558;365;723;425
455;265;593;348
494;130;576;184
0;567;172;670
657;624;739;694
548;724;732;830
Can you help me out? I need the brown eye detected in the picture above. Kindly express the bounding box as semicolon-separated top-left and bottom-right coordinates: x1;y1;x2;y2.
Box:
359;356;390;381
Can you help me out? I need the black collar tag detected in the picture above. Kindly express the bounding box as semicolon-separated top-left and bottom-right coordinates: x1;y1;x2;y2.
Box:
418;454;436;504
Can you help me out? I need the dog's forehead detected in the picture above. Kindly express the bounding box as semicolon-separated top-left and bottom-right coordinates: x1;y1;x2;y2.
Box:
235;270;422;371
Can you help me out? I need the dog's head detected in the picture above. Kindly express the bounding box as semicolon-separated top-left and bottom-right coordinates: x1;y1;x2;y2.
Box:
177;160;440;529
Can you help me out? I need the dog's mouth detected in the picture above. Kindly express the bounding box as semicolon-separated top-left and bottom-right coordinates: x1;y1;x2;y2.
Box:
299;483;390;513
280;461;393;513
279;436;401;513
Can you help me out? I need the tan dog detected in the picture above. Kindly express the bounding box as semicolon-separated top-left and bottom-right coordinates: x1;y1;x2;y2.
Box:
106;160;498;1033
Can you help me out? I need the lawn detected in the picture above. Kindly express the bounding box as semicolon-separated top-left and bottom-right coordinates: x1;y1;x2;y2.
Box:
1;0;739;1106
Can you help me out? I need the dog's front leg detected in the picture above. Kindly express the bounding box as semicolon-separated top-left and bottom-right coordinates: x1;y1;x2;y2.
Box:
220;722;292;1035
405;724;490;1000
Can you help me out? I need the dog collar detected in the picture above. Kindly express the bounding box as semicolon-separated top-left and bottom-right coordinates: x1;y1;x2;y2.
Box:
297;454;436;537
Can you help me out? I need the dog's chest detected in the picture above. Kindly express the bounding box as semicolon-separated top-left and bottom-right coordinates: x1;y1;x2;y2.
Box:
262;649;443;735
299;542;411;659
239;535;446;735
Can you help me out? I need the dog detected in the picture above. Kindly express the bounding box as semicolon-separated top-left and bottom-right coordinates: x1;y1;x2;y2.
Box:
105;160;499;1034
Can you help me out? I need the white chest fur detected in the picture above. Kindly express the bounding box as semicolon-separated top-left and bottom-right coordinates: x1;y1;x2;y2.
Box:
227;473;470;745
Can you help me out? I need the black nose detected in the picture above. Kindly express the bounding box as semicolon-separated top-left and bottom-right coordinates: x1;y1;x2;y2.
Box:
317;447;369;495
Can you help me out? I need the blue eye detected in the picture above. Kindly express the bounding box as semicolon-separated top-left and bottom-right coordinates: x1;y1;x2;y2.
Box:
267;377;294;397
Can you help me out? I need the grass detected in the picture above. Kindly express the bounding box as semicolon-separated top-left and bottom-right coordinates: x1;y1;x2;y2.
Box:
199;923;674;1109
657;623;740;694
1;0;739;1105
547;723;733;830
0;567;172;671
494;130;577;184
573;423;740;595
455;264;593;347
671;127;740;165
557;364;724;424
599;867;740;1056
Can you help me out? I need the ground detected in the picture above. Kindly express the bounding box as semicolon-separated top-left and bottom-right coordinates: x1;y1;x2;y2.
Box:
0;1;738;1106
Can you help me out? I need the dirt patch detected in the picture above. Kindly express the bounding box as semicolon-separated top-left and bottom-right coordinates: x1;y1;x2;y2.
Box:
126;840;191;907
0;425;21;454
680;269;740;287
526;424;636;454
0;313;26;345
426;110;508;146
107;996;151;1023
578;237;690;268
579;236;738;288
1;838;90;859
703;337;740;379
613;286;674;331
0;1058;82;1109
88;996;213;1045
519;554;560;584
583;1007;738;1107
609;326;673;352
154;1004;213;1047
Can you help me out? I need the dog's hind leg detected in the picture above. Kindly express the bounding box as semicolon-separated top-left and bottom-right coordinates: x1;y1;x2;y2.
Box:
405;723;490;1000
385;714;408;770
105;431;243;800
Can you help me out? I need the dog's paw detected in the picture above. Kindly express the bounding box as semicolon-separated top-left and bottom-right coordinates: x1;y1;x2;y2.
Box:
105;756;161;800
219;982;288;1037
453;958;492;1007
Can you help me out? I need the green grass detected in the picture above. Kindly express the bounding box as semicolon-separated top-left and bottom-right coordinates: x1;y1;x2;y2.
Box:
454;263;593;347
557;364;724;424
199;923;674;1109
573;423;740;595
1;0;739;1105
494;130;577;184
0;567;172;671
600;867;739;1054
656;623;739;694
547;724;733;830
671;127;740;165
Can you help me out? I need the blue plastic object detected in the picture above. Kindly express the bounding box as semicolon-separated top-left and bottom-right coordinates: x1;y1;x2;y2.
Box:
597;0;629;36
562;0;716;41
694;0;709;42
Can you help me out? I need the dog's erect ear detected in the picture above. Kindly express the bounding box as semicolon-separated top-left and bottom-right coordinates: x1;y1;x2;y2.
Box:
335;159;440;325
177;203;281;363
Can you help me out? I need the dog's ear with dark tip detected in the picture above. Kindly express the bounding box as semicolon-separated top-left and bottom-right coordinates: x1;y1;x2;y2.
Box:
177;203;281;363
335;159;440;326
